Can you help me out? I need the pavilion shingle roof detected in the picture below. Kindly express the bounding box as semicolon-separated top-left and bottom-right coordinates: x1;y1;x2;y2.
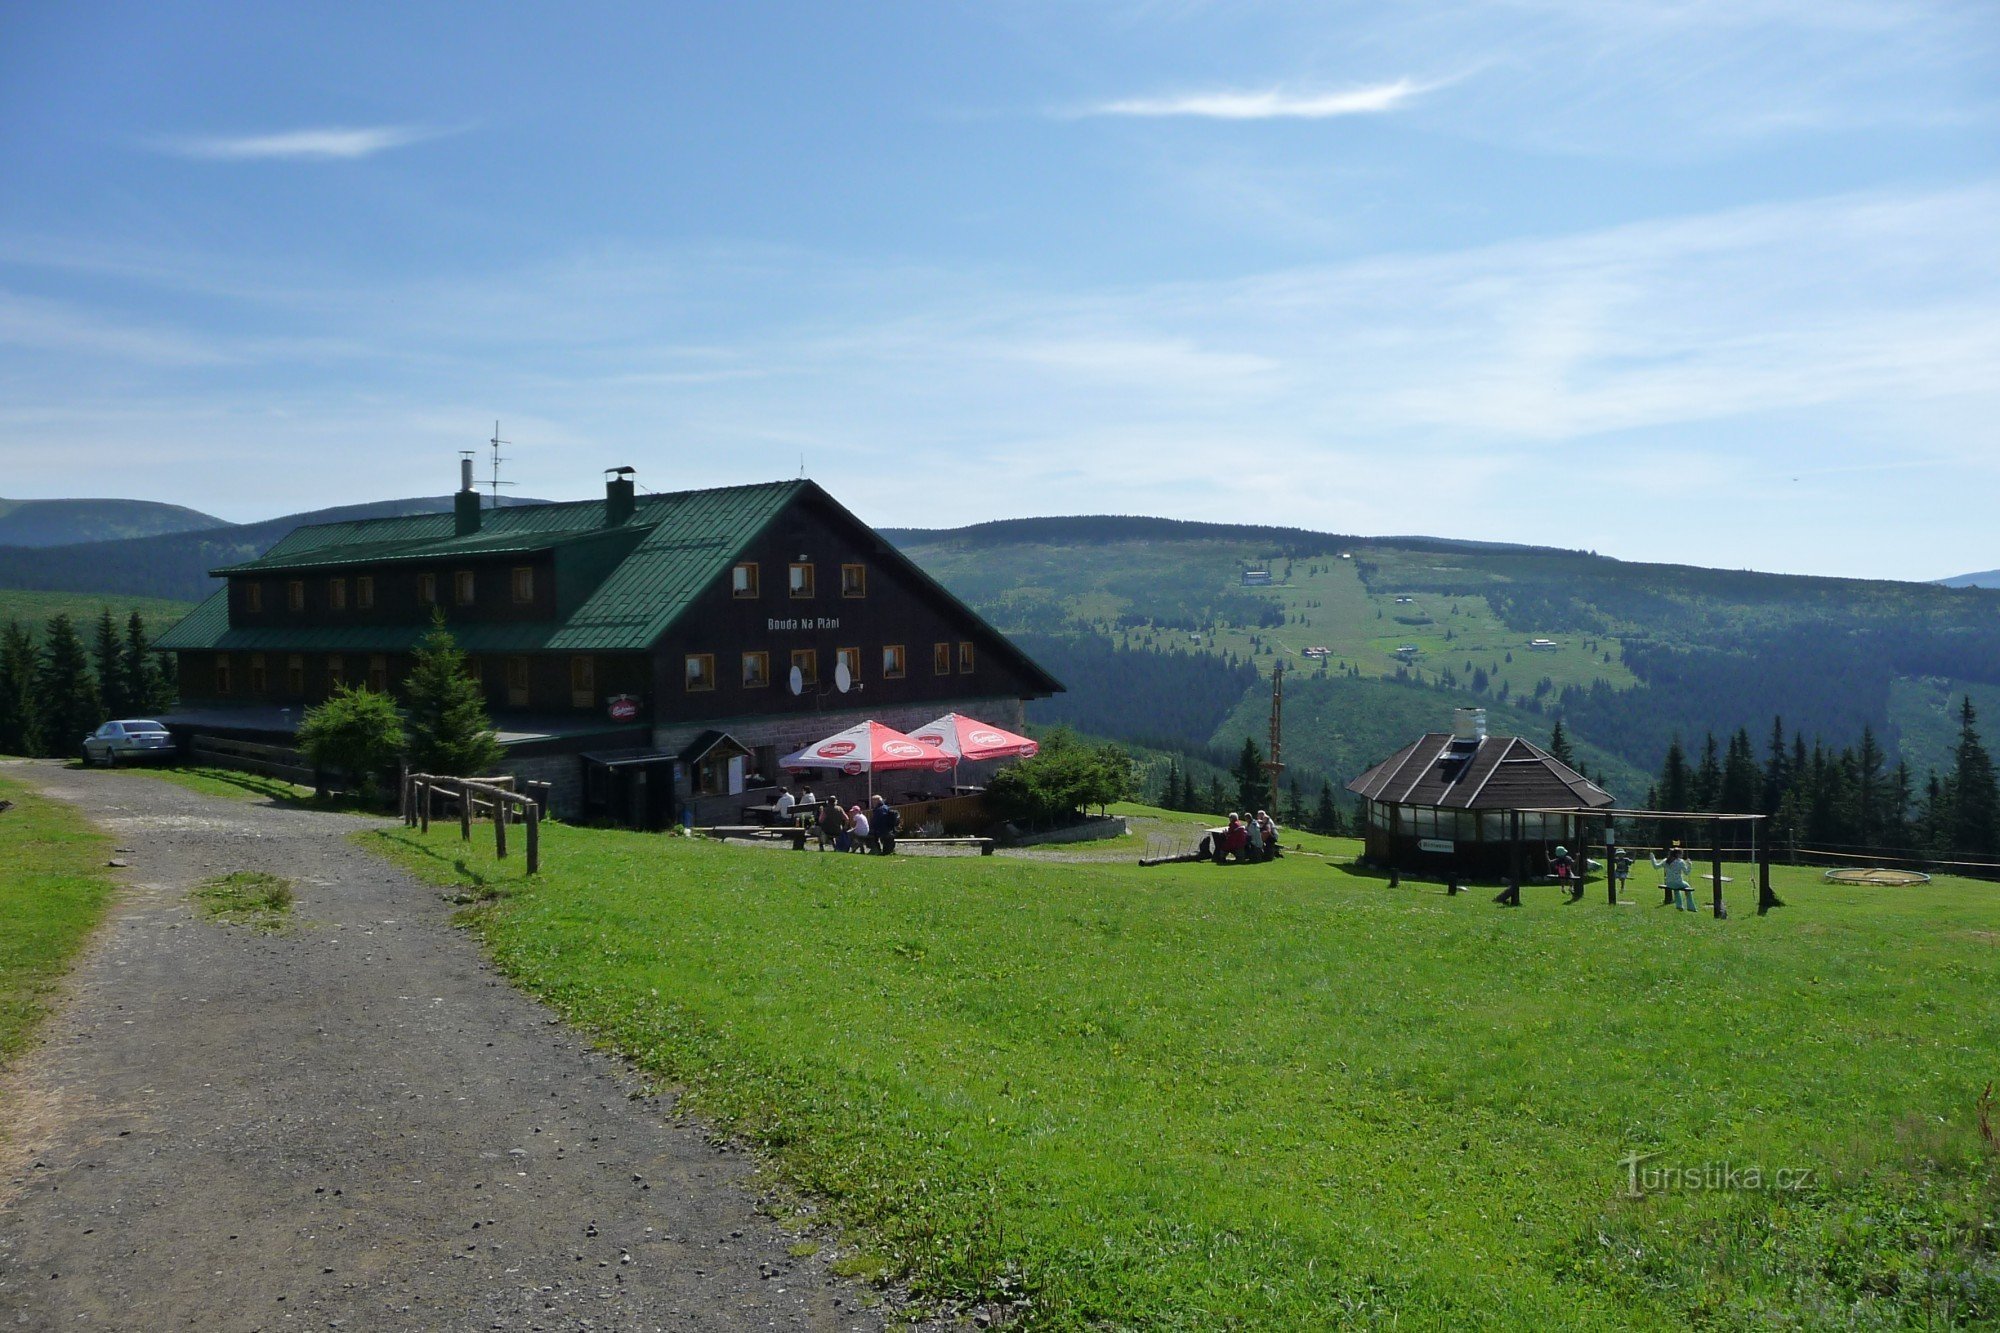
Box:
1346;732;1613;811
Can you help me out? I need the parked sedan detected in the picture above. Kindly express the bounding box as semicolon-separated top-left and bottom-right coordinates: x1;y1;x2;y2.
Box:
81;719;178;766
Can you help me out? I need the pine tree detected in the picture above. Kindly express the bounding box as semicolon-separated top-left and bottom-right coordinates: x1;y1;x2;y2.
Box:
1761;716;1789;816
122;611;170;713
1314;780;1341;836
1720;727;1760;814
1203;775;1227;816
1691;733;1722;811
93;609;128;719
1853;725;1887;849
1233;736;1271;814
1158;758;1181;811
1284;777;1305;828
401;619;503;778
0;620;38;757
35;614;101;758
1946;695;1998;858
1547;719;1575;768
1658;736;1692;811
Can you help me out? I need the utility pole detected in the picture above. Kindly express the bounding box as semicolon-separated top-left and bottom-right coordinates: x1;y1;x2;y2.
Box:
1264;661;1285;799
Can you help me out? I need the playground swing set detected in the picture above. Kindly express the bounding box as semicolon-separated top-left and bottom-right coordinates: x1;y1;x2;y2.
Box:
1438;806;1783;918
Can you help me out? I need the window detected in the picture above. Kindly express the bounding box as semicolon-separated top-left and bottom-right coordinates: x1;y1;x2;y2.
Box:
243;582;263;614
505;656;530;707
731;562;760;598
285;655;304;695
368;655;388;693
741;651;770;689
837;646;861;685
841;564;866;598
325;656;345;690
418;572;438;606
356;576;374;610
791;648;818;687
958;641;976;674
328;577;348;612
214;655;233;695
933;642;952;675
511;566;535;603
248;653;268;693
685;653;716;692
570;655;596;708
454;570;475;606
287;580;305;612
463;656;483;686
882;644;906;679
789;562;815;598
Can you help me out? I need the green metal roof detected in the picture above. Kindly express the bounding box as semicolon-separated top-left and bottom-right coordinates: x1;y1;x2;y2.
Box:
155;478;1063;695
160;480;805;654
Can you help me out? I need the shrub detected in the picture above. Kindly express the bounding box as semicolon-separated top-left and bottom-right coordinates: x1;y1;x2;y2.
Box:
296;685;405;801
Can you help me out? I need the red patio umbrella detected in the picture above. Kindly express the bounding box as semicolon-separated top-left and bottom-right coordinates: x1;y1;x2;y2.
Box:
906;713;1039;789
779;719;946;798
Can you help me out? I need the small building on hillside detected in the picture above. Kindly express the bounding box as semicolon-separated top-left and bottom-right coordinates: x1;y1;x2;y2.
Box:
155;467;1062;826
1241;568;1273;586
1346;708;1614;879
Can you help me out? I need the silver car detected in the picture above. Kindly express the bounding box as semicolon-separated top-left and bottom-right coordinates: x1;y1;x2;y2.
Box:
82;719;178;766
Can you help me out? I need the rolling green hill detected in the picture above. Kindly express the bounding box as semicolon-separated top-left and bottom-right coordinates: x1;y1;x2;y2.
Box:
892;517;2000;796
0;497;226;547
0;589;194;641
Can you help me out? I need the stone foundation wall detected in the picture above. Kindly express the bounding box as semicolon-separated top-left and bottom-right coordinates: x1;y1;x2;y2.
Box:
504;754;587;819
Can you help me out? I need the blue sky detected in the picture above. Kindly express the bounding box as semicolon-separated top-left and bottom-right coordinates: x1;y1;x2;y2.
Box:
1;1;1994;580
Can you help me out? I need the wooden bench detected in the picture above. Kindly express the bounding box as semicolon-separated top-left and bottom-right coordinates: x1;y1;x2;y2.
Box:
702;825;810;849
894;836;995;855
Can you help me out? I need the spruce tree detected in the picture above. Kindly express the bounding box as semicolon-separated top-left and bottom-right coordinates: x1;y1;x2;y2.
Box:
1853;726;1887;848
122;611;169;713
1547;719;1575;769
1203;774;1227;816
1720;728;1760;814
35;614;101;758
1947;696;1998;858
93;609;128;719
0;620;38;757
1658;736;1692;811
1284;777;1305;828
1234;737;1271;814
1761;716;1789;816
1692;734;1722;811
401;618;503;778
1158;759;1181;811
1314;780;1340;836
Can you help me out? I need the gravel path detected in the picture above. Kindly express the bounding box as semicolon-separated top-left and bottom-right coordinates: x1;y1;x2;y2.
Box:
0;762;899;1332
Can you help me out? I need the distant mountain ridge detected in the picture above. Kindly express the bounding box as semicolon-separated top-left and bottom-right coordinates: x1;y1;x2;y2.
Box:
1939;569;2000;589
881;514;1575;559
0;497;226;547
0;496;549;602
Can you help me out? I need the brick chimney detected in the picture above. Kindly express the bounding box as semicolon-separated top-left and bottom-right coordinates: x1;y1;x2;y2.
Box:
605;467;636;526
454;456;481;536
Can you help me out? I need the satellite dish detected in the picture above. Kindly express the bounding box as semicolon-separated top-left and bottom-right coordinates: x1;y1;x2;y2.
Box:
834;659;852;693
788;665;804;696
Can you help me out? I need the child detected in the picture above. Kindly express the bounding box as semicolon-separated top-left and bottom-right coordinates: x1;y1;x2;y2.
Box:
1653;846;1696;911
1611;846;1634;900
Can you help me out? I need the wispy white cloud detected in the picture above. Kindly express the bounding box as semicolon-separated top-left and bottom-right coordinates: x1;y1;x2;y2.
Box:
155;124;453;161
1082;78;1432;119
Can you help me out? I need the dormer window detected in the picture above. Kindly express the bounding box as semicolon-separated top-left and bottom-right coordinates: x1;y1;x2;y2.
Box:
243;582;263;614
356;576;375;610
511;567;535;603
287;580;305;612
454;570;475;606
328;577;348;612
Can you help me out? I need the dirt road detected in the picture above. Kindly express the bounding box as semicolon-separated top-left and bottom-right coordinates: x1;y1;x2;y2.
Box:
0;763;894;1331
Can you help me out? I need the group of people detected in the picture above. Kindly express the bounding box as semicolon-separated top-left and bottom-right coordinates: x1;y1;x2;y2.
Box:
1211;810;1282;863
773;786;902;854
1554;842;1702;911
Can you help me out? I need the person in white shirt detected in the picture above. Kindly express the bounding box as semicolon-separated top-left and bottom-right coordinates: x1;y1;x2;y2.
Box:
846;804;870;852
773;788;796;824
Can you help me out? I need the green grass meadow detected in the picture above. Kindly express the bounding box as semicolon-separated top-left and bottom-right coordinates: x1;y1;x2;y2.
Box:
370;817;2000;1328
0;772;118;1065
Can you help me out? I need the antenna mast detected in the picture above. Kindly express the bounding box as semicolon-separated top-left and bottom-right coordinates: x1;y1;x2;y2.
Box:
485;421;517;509
1264;660;1285;800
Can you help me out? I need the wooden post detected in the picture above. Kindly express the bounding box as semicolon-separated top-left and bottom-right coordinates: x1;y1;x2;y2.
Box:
418;779;430;834
1497;809;1523;906
1709;818;1725;918
1606;826;1618;905
1757;818;1782;913
525;800;540;875
460;781;472;842
494;796;508;859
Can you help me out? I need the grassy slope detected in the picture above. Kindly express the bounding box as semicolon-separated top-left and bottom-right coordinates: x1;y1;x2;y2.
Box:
0;772;117;1065
0;588;193;639
371;819;2000;1329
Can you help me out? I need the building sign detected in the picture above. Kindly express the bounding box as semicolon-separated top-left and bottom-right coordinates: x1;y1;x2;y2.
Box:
767;617;842;632
1418;838;1455;853
607;694;640;721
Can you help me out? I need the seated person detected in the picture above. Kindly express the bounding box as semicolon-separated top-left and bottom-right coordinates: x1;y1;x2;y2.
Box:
1218;814;1249;863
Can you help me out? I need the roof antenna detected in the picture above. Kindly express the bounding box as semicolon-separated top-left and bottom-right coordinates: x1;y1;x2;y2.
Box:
798;452;806;480
486;420;517;510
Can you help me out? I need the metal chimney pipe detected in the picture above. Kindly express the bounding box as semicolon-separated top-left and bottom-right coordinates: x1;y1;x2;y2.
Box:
460;457;475;492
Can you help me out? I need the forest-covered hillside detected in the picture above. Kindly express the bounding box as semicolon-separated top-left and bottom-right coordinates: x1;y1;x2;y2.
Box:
894;517;2000;798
